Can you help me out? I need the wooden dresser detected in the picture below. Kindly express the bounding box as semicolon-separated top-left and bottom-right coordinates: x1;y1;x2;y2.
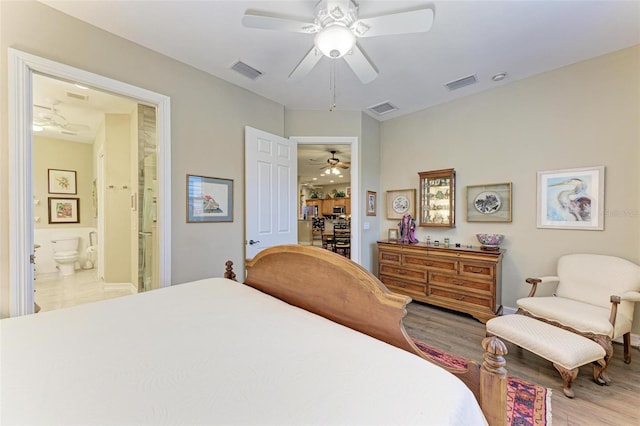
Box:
377;241;504;323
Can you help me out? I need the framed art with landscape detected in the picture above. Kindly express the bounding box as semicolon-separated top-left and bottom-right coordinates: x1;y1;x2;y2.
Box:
187;174;233;223
537;166;604;230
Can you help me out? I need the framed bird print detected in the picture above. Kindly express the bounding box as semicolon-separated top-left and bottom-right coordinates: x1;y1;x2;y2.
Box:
537;166;604;230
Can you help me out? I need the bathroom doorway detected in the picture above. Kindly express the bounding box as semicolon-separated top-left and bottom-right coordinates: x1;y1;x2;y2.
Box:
9;48;172;316
31;74;159;311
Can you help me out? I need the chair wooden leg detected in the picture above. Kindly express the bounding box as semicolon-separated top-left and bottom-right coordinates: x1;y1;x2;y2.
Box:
591;335;613;385
623;332;631;364
591;358;606;386
553;363;578;398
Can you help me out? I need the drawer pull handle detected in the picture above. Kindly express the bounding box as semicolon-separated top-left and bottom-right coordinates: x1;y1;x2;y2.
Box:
452;280;464;285
469;267;484;273
424;262;434;266
398;270;407;275
457;296;465;301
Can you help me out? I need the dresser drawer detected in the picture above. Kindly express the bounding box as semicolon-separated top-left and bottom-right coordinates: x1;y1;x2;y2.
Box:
403;254;457;272
429;273;494;294
459;260;495;280
379;250;402;265
380;276;427;298
379;264;427;282
427;285;494;309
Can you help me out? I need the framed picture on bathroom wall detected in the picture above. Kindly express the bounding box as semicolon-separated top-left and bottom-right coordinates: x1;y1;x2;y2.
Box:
48;197;80;224
48;169;77;194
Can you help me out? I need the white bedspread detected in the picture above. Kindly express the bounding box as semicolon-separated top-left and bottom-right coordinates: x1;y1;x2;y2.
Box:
1;278;487;425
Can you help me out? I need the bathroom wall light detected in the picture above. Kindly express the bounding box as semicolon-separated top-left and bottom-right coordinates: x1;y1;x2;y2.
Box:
32;124;44;132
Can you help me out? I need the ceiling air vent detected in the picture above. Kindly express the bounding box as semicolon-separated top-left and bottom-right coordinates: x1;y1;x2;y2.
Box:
368;101;397;116
231;60;263;80
66;91;89;101
445;74;477;91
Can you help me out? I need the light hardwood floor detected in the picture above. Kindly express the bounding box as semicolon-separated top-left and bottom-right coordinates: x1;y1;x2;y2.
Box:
35;269;136;312
403;302;640;426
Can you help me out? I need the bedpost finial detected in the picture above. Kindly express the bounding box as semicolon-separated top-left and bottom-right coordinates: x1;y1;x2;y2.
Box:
224;260;237;281
481;336;508;376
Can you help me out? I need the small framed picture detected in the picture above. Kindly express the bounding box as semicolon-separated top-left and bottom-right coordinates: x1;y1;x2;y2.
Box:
366;191;377;216
48;169;77;194
388;228;399;241
466;182;512;222
537;166;604;230
187;174;234;223
48;197;79;224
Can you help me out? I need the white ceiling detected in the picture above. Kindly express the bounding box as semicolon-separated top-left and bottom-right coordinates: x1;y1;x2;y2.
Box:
34;0;639;187
40;0;640;122
33;73;136;143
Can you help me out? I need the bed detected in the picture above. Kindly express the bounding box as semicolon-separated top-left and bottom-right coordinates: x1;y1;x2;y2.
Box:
1;245;507;425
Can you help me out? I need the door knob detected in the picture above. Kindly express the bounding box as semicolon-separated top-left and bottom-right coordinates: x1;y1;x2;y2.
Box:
248;240;260;245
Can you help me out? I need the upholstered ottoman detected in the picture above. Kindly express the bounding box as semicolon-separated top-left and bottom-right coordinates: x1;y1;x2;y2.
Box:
486;314;606;398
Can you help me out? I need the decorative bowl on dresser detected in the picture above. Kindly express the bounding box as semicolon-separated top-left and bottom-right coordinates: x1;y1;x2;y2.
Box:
377;241;504;323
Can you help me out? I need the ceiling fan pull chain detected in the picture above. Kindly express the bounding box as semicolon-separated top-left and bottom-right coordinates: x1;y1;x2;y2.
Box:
329;60;336;111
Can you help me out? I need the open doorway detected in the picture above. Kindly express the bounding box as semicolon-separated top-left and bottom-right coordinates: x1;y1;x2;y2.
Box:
32;74;161;311
8;48;171;317
297;144;352;256
294;137;359;263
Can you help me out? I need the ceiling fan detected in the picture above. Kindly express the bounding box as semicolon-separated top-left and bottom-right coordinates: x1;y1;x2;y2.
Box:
33;101;90;135
242;0;435;84
321;150;350;174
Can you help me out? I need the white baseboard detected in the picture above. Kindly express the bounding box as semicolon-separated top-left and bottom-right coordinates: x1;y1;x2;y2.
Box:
502;305;517;315
613;334;640;349
504;305;640;350
103;282;137;293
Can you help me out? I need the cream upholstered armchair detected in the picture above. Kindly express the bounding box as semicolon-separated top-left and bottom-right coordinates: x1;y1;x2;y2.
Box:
517;254;640;375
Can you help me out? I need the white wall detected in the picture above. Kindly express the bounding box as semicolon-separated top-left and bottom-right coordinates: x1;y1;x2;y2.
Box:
380;45;640;332
33;136;94;227
103;114;132;283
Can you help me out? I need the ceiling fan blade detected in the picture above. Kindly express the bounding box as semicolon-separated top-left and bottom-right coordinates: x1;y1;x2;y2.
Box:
288;46;323;82
343;44;378;84
242;10;318;33
65;123;91;131
354;7;434;38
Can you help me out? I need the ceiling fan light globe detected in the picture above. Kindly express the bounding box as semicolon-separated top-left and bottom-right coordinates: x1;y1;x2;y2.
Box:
315;24;355;58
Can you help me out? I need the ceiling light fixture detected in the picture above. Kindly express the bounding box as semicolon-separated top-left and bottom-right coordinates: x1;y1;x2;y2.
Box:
314;24;355;58
492;72;507;82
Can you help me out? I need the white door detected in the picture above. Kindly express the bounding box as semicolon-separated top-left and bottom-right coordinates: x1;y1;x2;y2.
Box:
245;126;297;259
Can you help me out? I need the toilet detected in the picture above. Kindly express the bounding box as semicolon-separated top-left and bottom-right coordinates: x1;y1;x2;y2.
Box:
51;235;80;276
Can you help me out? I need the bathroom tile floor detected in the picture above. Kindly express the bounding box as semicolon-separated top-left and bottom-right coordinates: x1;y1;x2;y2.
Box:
34;269;136;312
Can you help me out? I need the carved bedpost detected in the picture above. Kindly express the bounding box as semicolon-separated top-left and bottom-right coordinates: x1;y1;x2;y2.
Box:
480;336;508;426
224;260;237;281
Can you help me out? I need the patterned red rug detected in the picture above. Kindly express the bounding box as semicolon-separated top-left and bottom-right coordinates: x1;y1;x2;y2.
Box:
412;339;551;426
